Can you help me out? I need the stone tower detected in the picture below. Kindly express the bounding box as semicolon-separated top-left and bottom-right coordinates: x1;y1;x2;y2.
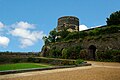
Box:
57;16;79;32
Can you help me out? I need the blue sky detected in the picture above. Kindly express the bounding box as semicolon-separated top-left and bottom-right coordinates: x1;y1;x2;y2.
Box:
0;0;120;52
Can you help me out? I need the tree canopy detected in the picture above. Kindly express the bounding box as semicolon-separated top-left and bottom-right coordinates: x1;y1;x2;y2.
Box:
106;10;120;26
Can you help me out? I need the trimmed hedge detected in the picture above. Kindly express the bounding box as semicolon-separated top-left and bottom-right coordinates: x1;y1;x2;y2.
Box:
27;57;79;66
0;56;84;65
0;57;28;64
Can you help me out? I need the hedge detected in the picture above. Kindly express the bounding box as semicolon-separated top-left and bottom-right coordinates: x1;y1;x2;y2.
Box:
27;57;78;66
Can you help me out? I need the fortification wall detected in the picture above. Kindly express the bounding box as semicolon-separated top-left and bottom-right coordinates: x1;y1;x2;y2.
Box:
41;32;120;59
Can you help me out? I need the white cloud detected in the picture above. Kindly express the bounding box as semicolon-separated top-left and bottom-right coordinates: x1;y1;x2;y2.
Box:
0;22;4;29
10;21;46;48
0;22;10;47
79;25;88;31
11;21;35;29
20;39;34;48
0;36;10;47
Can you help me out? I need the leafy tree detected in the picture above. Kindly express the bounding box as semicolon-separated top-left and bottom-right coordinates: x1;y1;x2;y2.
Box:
42;36;50;45
42;28;58;44
49;28;57;43
106;10;120;26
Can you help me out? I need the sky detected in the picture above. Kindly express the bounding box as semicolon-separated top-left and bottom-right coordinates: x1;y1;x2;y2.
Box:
0;0;120;52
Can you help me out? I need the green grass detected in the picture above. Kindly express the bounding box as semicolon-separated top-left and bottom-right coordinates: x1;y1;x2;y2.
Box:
0;63;52;71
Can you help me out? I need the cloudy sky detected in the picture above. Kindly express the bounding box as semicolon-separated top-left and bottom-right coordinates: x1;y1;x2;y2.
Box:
0;0;120;52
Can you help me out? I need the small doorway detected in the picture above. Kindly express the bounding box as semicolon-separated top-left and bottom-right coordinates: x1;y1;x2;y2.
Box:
88;45;96;60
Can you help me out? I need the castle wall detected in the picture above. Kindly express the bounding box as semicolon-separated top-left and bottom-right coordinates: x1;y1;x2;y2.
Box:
41;32;120;59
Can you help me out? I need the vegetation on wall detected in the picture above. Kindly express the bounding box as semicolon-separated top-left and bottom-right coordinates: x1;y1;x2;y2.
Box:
62;45;82;59
43;24;120;45
97;50;120;62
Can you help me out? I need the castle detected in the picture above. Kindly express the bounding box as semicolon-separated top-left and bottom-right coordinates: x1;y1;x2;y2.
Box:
41;16;120;61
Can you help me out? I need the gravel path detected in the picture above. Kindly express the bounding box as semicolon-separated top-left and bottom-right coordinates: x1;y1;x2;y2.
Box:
0;61;120;80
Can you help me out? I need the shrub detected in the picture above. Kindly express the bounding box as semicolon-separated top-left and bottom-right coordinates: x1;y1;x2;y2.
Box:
49;48;61;58
96;50;120;62
79;49;88;59
62;48;71;59
0;57;9;63
27;57;35;62
12;58;21;63
27;57;76;66
75;59;84;65
62;46;82;59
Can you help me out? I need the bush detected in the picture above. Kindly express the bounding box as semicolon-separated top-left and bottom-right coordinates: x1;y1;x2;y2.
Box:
75;59;84;65
62;46;82;59
27;57;76;66
12;58;21;63
27;57;35;62
96;50;120;62
0;57;9;63
62;48;71;59
48;48;61;58
79;49;88;59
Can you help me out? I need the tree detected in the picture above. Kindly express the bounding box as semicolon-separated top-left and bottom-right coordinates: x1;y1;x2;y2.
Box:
42;28;58;44
42;36;50;45
106;10;120;26
49;28;57;43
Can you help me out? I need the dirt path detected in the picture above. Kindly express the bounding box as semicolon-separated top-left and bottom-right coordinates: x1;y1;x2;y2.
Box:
0;61;120;80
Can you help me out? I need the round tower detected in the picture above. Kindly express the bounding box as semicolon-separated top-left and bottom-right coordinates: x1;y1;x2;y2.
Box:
57;16;79;32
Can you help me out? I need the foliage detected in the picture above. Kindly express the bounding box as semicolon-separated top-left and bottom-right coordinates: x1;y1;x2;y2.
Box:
12;58;21;63
106;10;120;26
27;57;76;66
56;30;70;42
0;57;10;63
87;25;120;37
64;32;79;41
49;28;58;42
64;31;88;41
79;31;88;38
27;57;35;62
62;48;70;59
62;46;82;59
96;50;120;62
79;49;88;59
42;36;50;45
49;48;61;58
42;28;58;44
75;59;84;65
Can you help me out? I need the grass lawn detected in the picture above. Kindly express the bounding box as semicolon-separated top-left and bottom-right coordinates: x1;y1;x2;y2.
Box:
0;63;52;71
